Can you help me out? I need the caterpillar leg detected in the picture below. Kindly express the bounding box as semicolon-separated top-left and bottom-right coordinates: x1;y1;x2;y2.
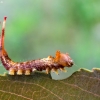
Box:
54;69;59;75
17;69;23;75
9;68;15;75
46;67;50;74
25;69;31;75
60;68;67;72
32;68;36;72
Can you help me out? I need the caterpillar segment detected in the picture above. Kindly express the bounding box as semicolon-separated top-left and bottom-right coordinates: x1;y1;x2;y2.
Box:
0;17;74;75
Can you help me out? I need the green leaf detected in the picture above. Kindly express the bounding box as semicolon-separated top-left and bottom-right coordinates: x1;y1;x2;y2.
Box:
0;68;100;100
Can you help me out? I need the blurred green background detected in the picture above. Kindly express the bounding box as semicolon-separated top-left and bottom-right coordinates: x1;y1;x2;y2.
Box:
0;0;100;79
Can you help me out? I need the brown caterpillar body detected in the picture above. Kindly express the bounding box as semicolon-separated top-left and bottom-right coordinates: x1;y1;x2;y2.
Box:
0;17;73;75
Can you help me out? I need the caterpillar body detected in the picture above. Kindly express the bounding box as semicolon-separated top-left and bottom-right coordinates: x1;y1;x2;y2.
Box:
0;17;73;75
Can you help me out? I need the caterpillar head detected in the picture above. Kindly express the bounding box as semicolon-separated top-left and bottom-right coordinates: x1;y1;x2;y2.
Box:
55;51;73;67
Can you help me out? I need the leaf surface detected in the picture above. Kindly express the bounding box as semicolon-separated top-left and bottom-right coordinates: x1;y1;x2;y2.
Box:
0;68;100;100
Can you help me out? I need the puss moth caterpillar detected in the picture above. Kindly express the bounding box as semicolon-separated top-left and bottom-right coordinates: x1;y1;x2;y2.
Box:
0;17;73;75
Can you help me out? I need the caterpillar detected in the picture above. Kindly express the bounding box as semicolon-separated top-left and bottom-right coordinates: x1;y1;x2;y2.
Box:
0;17;73;75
